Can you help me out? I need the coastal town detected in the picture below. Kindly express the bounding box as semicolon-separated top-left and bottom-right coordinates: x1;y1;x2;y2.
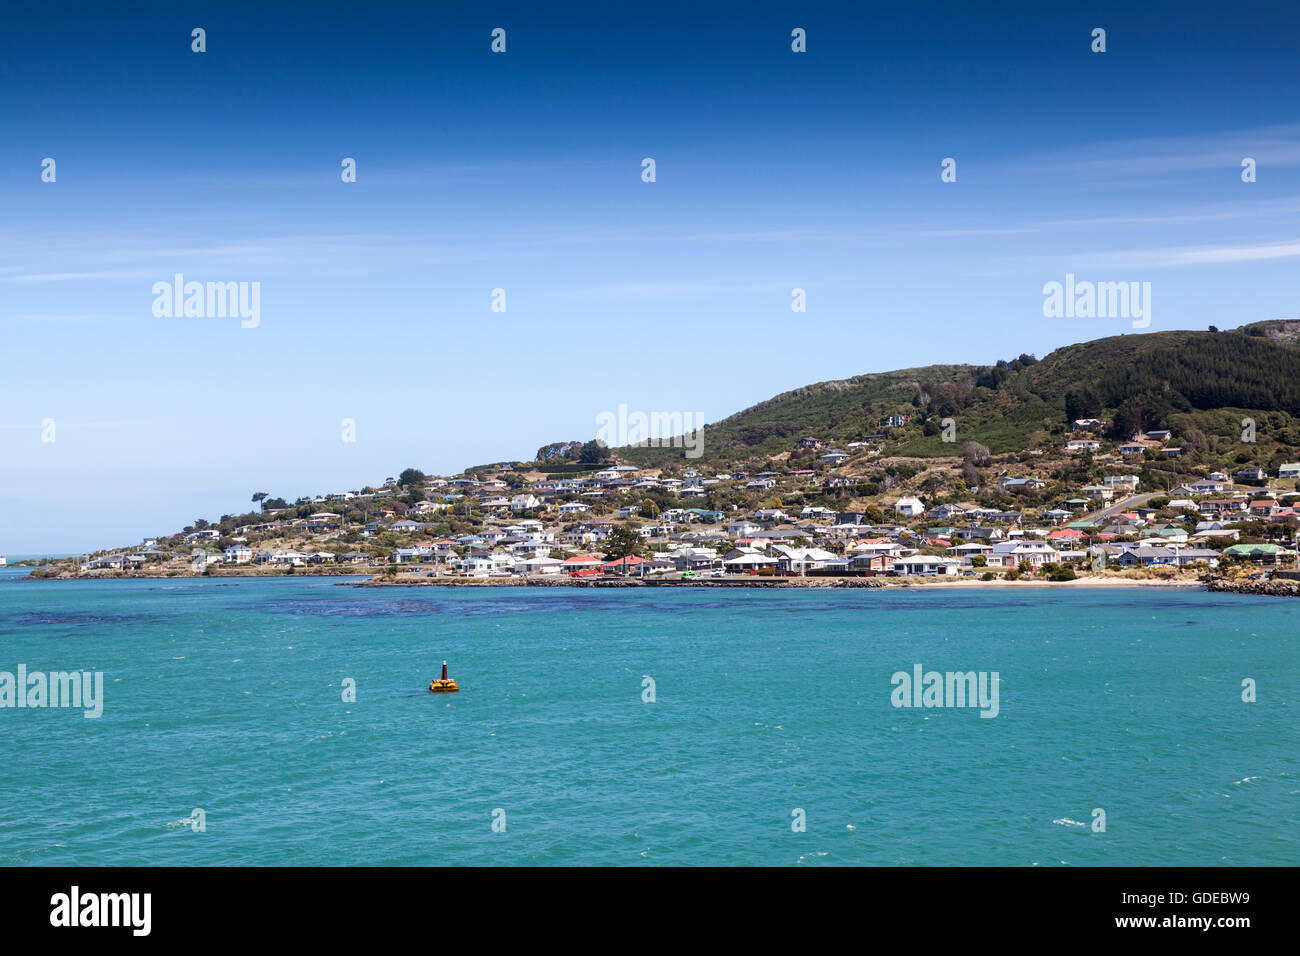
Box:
32;416;1300;590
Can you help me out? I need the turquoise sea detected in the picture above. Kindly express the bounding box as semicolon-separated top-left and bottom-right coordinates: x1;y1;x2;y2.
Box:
1;570;1296;866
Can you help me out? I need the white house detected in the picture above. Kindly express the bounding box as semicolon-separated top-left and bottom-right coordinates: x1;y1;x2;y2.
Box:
893;496;924;517
223;544;253;564
892;556;960;576
987;540;1059;568
771;545;839;574
722;548;779;572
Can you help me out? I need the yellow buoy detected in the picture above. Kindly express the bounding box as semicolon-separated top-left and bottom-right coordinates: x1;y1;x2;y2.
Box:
430;660;459;693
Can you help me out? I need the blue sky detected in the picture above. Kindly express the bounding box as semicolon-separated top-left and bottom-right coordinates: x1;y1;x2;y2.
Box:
3;0;1300;553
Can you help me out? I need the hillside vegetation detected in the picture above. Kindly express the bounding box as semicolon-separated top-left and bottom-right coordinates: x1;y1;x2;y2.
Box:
615;322;1300;468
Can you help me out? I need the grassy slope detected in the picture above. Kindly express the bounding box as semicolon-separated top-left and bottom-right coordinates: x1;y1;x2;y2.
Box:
615;323;1300;468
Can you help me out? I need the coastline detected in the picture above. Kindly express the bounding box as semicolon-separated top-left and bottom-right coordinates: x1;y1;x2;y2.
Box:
18;566;1298;596
348;574;1204;589
14;566;1201;588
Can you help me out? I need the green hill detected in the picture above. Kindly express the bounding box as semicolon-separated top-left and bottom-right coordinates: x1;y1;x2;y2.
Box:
613;322;1300;468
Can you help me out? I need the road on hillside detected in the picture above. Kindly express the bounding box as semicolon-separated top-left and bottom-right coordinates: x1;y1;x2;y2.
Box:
1080;482;1266;525
1080;492;1164;524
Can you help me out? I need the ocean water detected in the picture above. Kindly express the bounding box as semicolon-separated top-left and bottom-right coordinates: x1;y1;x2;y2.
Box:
0;572;1295;866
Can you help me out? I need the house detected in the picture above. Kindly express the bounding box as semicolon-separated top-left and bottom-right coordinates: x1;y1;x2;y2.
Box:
881;414;911;428
893;496;924;517
1144;430;1172;441
726;520;764;538
1249;499;1280;517
515;555;565;576
770;545;838;574
987;540;1060;568
1279;463;1300;480
1103;475;1140;491
928;503;968;520
892;556;960;576
264;549;308;566
1072;418;1104;432
1187;480;1226;495
223;544;253;564
1066;440;1101;453
948;542;994;562
668;547;723;572
510;494;541;512
1115;546;1219;568
951;525;1004;542
1119;443;1147;457
818;450;850;464
1222;543;1297;565
389;519;422;533
849;552;896;574
1139;524;1189;543
722;548;779;573
797;437;826;450
602;555;649;576
1199;499;1245;515
1234;467;1267;484
1081;485;1114;501
561;553;607;574
998;477;1046;493
557;502;590;515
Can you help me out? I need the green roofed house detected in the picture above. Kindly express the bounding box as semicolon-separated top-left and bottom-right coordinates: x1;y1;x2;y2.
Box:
1222;543;1298;565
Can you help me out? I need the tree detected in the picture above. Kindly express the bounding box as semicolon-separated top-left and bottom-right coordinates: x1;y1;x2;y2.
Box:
579;439;610;464
603;524;643;559
398;468;427;487
536;440;582;462
641;498;660;519
251;492;268;505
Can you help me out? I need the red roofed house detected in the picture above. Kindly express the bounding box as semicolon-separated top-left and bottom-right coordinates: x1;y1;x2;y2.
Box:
603;555;648;575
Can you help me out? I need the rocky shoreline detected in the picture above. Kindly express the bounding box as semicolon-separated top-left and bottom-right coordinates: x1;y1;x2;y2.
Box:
1204;577;1300;598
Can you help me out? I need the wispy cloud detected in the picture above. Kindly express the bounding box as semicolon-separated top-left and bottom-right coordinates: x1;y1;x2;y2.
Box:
1008;123;1300;183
